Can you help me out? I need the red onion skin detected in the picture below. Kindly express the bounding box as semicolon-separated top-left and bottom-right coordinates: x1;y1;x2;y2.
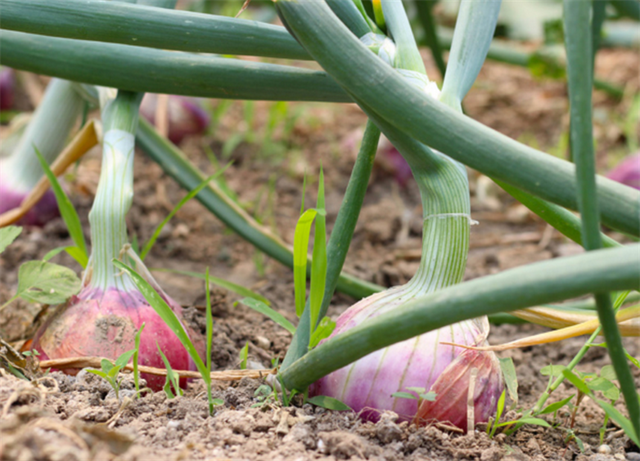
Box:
0;173;60;226
33;286;203;391
308;290;503;429
0;68;15;111
607;154;640;190
140;95;210;144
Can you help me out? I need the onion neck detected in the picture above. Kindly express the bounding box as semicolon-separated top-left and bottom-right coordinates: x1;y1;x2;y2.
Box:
4;79;83;190
87;91;142;292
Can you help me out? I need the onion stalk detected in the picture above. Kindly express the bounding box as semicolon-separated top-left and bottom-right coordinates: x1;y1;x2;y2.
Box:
307;0;503;430
0;78;83;226
33;89;202;391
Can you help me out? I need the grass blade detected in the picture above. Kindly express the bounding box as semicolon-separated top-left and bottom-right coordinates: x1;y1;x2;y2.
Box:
141;170;228;260
33;146;87;266
113;260;209;384
309;168;327;333
151;268;271;306
236;297;296;335
293;209;318;318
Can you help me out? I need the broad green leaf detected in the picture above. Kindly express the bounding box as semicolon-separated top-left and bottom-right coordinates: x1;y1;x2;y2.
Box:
600;365;617;381
236;298;296;335
34;146;87;264
419;391;436;402
114;260;209;385
541;365;566;377
391;391;418;400
114;350;136;369
293;208;317;318
87;369;108;380
307;395;351;411
151;268;271;306
0;226;22;254
539;395;574;415
17;260;81;304
506;417;551;428
100;359;114;374
211;398;225;406
141;171;227;260
309;167;327;335
499;357;518;406
308;316;336;349
562;369;591;395
406;387;426;394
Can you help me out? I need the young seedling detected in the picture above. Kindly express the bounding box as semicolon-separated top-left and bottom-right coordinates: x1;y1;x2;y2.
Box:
87;349;136;400
239;341;249;370
157;343;183;399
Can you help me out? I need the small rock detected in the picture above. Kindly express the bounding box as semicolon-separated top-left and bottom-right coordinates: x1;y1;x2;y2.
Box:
255;336;271;350
597;445;612;455
625;453;640;461
375;411;402;444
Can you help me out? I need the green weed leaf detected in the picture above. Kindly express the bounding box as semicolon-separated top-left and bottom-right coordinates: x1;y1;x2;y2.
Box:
293;208;317;318
307;395;351;411
0;226;22;254
308;316;335;349
392;391;418;400
236;298;296;334
499;357;518;406
539;395;574;415
17;261;81;304
34;146;87;266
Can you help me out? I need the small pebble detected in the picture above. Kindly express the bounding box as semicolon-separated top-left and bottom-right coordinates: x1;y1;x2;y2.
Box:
597;445;612;455
255;336;271;350
625;453;640;461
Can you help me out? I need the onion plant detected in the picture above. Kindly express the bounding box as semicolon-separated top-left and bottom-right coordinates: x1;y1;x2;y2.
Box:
0;78;83;226
1;0;639;440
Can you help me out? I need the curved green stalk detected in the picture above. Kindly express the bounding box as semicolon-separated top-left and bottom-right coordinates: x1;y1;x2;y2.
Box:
274;0;640;236
88;91;143;290
283;121;381;368
497;180;620;249
2;79;83;190
610;0;640;20
0;30;351;103
281;244;640;390
0;0;309;61
439;0;502;112
135;119;382;300
414;0;447;79
564;0;640;437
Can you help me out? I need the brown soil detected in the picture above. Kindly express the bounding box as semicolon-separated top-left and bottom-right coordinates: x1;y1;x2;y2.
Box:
1;47;639;461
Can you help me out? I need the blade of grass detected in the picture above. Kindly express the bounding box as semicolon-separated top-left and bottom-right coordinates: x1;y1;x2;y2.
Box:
563;0;639;437
113;260;209;383
205;267;213;375
293;208;318;318
282;121;380;369
309;168;327;333
33;146;88;267
236;297;296;335
150;267;271;306
140;169;229;260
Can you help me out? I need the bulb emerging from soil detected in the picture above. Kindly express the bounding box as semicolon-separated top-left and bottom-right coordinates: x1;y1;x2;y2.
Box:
33;286;203;391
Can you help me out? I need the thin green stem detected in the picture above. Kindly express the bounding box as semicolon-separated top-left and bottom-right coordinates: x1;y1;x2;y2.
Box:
283;121;380;369
414;0;447;79
564;0;640;437
135;119;383;301
497;180;621;249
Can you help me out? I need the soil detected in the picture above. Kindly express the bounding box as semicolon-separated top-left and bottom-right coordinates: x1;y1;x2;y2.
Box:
1;45;639;461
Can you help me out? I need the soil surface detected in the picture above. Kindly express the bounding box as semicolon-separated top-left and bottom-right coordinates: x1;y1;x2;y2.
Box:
1;44;639;461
